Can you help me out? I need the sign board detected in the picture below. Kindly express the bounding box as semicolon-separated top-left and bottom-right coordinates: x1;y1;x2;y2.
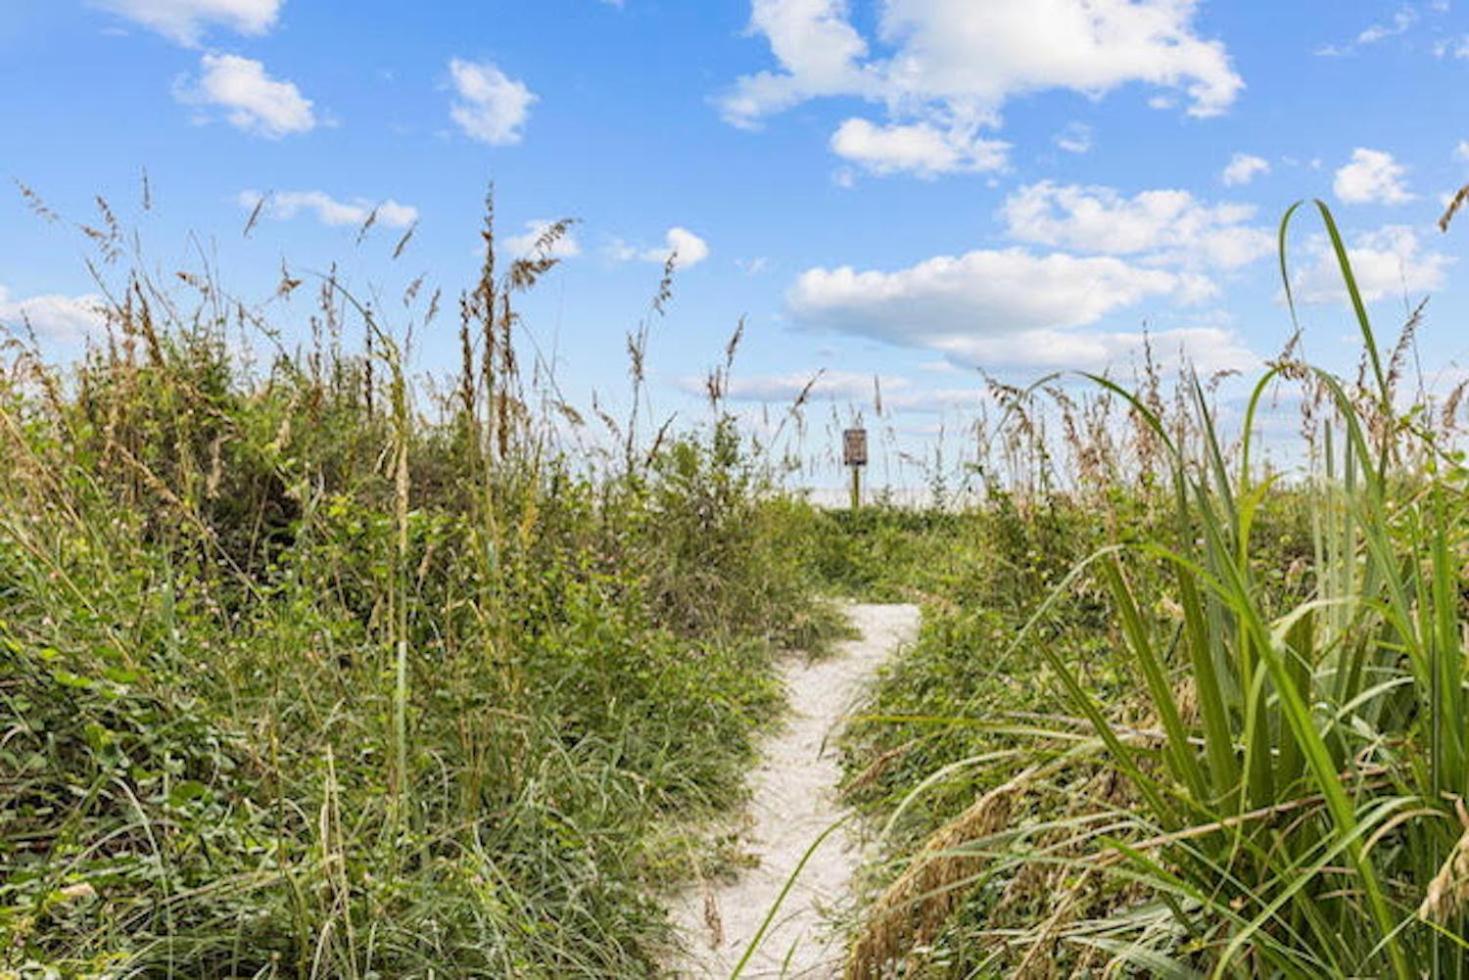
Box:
843;428;868;467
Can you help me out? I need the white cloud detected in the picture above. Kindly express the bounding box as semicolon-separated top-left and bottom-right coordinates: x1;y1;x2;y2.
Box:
1456;140;1469;162
879;0;1244;118
719;0;1242;172
1322;4;1440;57
720;0;877;128
1333;148;1414;204
238;190;418;228
177;54;316;138
830;117;1008;176
936;325;1258;373
610;227;710;268
1433;34;1469;58
504;219;582;258
1295;225;1452;304
664;227;711;268
1222;152;1270;186
786;248;1198;366
1053;121;1093;154
91;0;281;45
448;59;536;145
1357;5;1418;44
0;285;107;342
1000;181;1273;270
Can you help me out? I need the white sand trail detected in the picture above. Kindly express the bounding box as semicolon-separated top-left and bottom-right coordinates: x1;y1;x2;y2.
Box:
670;603;921;979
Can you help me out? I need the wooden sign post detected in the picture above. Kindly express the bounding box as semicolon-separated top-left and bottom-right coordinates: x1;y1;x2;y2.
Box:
843;427;868;510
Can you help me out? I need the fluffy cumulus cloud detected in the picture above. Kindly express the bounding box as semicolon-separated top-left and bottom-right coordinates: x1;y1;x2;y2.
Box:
611;227;710;268
783;241;1261;373
720;0;876;125
176;54;315;138
874;0;1241;117
91;0;281;45
448;59;536;145
238;190;418;228
0;285;107;342
790;248;1179;340
1295;225;1452;304
830;118;1008;177
720;0;1241;176
1333;148;1414;204
1000;182;1274;271
1222;152;1270;186
505;219;582;259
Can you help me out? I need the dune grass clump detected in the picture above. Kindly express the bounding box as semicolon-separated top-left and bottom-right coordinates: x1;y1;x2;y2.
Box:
839;203;1469;977
0;191;840;977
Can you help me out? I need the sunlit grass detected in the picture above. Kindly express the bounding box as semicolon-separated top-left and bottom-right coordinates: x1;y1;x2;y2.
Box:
841;203;1469;978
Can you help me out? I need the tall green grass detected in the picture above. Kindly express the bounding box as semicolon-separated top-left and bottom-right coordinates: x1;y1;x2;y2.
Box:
841;203;1469;977
0;193;840;976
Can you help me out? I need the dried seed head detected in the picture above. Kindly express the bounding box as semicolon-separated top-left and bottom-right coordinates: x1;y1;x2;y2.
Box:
1420;800;1469;924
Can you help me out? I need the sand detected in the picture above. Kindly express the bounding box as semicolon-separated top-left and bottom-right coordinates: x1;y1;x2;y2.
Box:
669;603;921;978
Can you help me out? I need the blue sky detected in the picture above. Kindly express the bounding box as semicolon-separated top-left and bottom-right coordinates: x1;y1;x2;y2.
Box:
4;1;1469;482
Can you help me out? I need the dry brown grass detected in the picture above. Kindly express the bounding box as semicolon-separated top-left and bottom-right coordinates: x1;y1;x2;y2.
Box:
1419;799;1469;924
845;768;1035;978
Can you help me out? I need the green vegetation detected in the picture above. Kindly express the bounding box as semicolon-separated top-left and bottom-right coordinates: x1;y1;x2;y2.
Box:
0;200;840;977
6;192;1469;979
834;206;1469;977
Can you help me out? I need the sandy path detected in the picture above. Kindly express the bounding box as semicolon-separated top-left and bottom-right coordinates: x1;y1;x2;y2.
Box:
670;603;921;979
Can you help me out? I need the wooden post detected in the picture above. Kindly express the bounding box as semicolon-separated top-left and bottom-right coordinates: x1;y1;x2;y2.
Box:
843;427;867;510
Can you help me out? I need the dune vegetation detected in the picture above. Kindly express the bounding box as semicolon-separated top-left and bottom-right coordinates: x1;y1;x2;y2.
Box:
0;193;843;977
834;204;1469;978
5;189;1469;979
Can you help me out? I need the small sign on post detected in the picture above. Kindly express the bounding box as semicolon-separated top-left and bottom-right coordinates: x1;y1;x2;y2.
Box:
843;427;867;509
